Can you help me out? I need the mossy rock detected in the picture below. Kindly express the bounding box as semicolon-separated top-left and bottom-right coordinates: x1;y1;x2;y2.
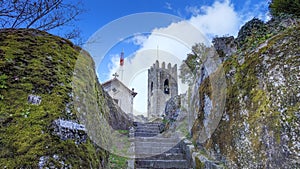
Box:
190;17;300;168
0;29;109;168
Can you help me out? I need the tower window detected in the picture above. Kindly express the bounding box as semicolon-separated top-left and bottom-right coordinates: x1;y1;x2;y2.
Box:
151;82;153;95
164;79;169;94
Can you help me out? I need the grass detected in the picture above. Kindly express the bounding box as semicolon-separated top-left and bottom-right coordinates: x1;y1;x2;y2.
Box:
117;130;129;135
109;153;128;169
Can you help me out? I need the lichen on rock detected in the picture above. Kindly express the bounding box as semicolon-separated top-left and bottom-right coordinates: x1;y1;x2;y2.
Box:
189;16;300;168
0;29;110;168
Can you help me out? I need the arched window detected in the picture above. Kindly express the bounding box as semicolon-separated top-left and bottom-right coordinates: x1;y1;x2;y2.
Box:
151;82;153;95
164;79;169;94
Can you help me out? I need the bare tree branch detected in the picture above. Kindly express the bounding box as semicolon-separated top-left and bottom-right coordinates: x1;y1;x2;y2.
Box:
0;0;84;36
26;0;63;29
11;0;29;28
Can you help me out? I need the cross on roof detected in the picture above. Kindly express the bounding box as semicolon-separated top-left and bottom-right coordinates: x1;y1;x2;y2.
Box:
112;72;119;78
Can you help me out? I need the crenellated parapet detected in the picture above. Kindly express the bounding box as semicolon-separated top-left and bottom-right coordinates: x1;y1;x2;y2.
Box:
147;60;178;118
149;60;178;82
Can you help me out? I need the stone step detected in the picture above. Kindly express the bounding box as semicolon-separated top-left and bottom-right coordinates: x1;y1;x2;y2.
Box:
131;122;190;168
134;124;161;128
134;122;161;125
136;168;192;169
134;132;159;137
134;142;179;148
134;122;162;125
135;159;189;168
135;147;182;154
135;126;160;130
130;137;179;142
135;126;159;129
135;153;185;160
135;129;160;133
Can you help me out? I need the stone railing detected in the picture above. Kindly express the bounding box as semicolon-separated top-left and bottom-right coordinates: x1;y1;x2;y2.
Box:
180;138;225;169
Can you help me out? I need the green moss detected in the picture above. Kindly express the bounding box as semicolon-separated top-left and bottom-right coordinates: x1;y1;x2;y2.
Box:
109;153;128;169
190;14;299;168
0;29;108;168
285;102;300;124
117;130;129;135
0;74;7;100
195;156;205;169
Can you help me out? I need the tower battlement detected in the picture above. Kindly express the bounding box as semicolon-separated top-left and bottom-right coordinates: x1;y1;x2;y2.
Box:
149;60;178;82
147;60;178;118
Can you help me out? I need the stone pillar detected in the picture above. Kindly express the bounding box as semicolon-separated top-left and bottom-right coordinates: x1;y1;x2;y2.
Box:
127;126;135;169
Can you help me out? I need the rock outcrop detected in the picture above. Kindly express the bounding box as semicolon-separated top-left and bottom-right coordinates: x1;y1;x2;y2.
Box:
189;16;300;168
104;90;133;130
0;29;131;168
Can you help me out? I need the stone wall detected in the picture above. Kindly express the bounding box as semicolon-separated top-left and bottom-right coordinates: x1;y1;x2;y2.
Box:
147;60;178;118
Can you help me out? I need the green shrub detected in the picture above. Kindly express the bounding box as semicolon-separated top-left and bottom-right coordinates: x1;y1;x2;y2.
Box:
0;74;7;100
269;0;300;17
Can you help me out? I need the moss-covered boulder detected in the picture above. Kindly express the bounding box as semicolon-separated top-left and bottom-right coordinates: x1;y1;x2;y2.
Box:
0;29;113;168
189;17;300;168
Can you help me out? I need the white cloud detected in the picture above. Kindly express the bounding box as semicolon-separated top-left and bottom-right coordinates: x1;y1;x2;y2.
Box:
107;54;120;80
106;0;270;116
254;1;271;22
188;0;240;37
165;2;172;10
126;34;148;46
185;6;200;16
238;0;271;25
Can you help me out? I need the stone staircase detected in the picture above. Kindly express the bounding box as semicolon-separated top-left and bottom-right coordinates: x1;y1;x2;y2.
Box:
131;122;191;169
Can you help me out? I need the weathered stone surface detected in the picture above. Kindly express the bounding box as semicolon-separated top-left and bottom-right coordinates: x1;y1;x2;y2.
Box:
0;29;109;168
148;61;178;118
51;119;87;144
188;16;300;168
27;94;42;105
133;122;192;168
165;95;181;121
104;88;133;130
212;36;237;60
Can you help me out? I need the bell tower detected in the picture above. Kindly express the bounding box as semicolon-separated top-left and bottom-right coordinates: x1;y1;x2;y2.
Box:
147;60;178;118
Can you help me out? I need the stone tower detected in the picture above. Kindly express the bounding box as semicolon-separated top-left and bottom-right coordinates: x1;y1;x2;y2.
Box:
147;60;178;118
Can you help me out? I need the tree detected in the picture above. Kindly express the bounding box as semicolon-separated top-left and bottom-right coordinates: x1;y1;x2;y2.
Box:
179;43;213;86
269;0;300;17
0;0;84;41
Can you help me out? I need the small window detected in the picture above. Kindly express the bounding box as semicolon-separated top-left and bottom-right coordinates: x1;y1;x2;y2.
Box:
112;88;117;93
151;82;153;95
164;79;169;94
113;99;118;104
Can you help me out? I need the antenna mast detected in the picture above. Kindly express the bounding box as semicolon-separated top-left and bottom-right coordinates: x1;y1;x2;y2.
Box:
120;49;124;81
157;45;159;61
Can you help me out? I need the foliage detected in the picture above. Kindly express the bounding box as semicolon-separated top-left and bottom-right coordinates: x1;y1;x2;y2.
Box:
20;107;31;118
0;74;7;100
117;130;129;135
0;74;7;88
109;154;128;169
269;0;300;17
235;18;269;50
179;43;214;86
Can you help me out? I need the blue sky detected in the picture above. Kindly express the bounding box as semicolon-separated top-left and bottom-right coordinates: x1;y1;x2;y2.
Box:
79;0;270;80
78;0;269;43
73;0;270;115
